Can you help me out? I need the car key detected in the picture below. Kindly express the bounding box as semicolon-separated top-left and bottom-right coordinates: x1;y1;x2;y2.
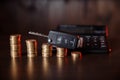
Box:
28;31;83;49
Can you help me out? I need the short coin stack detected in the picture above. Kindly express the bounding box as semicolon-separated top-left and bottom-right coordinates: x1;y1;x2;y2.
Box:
10;34;21;58
71;52;80;58
56;47;67;57
71;51;82;61
26;39;37;57
42;43;52;57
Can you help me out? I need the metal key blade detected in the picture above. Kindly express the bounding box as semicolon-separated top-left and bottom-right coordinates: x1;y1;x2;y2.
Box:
28;31;48;38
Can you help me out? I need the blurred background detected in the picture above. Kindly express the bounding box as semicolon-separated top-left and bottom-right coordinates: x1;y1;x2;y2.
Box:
0;0;120;38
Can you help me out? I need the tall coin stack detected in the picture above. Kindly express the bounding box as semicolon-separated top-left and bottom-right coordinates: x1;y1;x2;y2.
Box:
56;47;67;57
42;43;52;57
10;34;21;58
26;39;37;57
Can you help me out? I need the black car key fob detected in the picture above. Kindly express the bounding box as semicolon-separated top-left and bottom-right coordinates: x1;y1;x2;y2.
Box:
29;30;83;49
48;31;82;49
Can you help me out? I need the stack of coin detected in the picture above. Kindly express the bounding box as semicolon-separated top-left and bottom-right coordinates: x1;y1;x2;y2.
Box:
56;47;67;57
26;39;37;57
71;51;82;61
42;43;52;57
10;34;21;58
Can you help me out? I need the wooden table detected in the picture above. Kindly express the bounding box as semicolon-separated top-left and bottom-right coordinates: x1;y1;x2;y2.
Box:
0;35;120;80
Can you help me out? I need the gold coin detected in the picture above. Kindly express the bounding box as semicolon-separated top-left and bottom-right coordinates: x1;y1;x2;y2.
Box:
42;43;52;57
56;47;67;57
71;51;81;58
42;54;50;57
10;34;21;58
26;39;37;57
10;45;21;50
42;43;51;49
42;52;51;57
27;52;37;57
10;48;21;57
10;34;21;44
10;51;21;58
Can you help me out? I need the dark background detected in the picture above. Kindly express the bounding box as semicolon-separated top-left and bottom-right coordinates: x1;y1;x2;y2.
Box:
0;0;120;38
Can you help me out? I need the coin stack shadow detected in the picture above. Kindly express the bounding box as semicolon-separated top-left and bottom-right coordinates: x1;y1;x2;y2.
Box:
42;43;52;57
26;39;37;57
10;34;21;58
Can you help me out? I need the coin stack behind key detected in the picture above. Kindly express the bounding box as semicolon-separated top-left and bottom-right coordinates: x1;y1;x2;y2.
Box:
56;47;67;57
10;34;21;58
26;39;37;57
42;43;52;57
